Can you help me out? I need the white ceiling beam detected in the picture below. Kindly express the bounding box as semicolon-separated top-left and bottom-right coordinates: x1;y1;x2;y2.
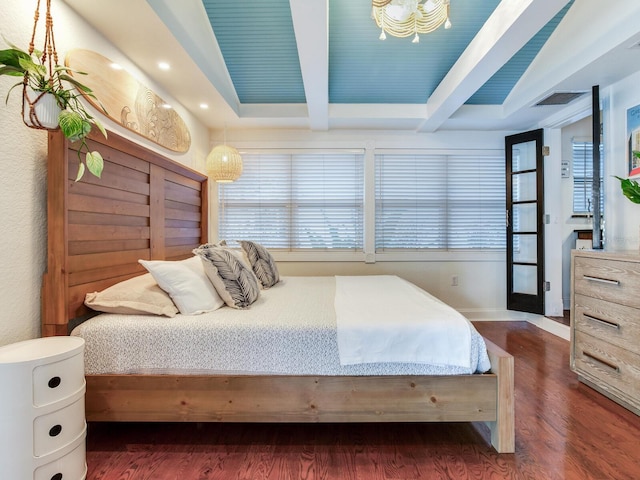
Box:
146;0;240;115
418;0;571;133
290;0;329;131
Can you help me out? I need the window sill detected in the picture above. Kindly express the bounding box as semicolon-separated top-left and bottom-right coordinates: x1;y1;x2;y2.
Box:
270;250;505;263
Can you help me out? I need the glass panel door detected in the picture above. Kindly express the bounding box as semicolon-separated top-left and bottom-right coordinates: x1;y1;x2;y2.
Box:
506;129;544;314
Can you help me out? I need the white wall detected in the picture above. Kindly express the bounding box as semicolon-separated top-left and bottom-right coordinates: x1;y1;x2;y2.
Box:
604;70;640;249
0;0;210;347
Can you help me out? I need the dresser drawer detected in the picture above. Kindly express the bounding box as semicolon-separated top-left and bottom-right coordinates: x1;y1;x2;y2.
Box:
34;397;86;457
34;436;86;480
574;256;640;309
574;294;640;352
33;352;85;407
574;330;640;402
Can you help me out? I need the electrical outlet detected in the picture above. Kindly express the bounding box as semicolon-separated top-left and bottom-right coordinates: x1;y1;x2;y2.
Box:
451;275;459;286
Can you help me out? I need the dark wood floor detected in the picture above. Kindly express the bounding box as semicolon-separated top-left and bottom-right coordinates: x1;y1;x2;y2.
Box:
85;322;640;480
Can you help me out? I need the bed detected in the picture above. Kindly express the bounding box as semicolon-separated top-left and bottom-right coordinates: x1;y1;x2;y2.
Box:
41;129;515;453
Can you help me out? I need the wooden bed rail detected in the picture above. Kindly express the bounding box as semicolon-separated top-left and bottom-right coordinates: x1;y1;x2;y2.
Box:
85;339;515;453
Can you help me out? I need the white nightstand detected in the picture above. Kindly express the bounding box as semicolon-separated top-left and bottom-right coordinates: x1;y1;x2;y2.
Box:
0;336;87;480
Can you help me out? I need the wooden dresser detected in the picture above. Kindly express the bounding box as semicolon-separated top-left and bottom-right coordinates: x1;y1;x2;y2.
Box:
571;249;640;415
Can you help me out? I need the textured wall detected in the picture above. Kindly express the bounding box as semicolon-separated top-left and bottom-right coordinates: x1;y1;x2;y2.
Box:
0;1;208;347
0;2;49;345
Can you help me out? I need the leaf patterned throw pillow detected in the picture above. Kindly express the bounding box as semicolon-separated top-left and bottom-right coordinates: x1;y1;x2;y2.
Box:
239;240;280;289
193;245;260;309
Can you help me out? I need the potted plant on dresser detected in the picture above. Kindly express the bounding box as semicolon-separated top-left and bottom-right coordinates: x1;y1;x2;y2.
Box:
0;41;107;180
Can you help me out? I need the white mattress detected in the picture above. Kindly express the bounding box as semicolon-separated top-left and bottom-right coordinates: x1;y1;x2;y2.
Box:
71;276;491;376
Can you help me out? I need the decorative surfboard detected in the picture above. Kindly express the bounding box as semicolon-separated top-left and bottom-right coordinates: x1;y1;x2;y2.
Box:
65;49;191;153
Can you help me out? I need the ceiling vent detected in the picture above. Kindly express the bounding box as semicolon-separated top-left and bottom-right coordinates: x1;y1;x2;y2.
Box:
535;91;587;106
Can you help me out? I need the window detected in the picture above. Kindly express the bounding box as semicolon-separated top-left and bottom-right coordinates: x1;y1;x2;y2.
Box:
572;140;604;214
218;151;364;250
375;153;505;250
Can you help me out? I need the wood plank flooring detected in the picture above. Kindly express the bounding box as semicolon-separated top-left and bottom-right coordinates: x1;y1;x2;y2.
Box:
85;322;640;480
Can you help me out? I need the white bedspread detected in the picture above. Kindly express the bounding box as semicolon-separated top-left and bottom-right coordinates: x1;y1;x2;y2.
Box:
335;275;471;369
72;276;490;376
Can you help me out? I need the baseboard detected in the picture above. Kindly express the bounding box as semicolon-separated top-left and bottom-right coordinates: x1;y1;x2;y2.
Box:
462;308;535;321
462;308;570;341
526;315;570;340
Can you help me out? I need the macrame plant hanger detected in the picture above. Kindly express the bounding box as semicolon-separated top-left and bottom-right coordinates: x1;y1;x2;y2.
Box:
22;0;62;130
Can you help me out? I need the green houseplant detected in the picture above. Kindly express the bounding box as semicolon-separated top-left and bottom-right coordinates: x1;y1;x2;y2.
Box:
0;42;107;180
615;151;640;204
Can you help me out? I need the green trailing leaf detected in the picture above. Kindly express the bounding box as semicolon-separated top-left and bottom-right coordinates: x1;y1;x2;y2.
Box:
0;65;25;77
0;48;30;70
57;73;94;94
58;110;90;142
86;151;104;178
94;118;107;139
614;176;640;204
75;162;86;182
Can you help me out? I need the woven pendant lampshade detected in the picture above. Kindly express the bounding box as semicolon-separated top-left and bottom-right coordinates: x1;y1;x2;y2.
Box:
206;144;243;183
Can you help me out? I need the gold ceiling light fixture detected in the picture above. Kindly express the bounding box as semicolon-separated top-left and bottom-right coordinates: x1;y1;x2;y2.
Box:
206;127;243;183
372;0;451;43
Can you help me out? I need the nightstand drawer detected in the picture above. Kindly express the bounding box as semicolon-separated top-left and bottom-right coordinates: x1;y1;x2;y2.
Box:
34;437;86;480
574;294;640;352
574;330;640;401
33;352;85;407
574;257;640;309
34;397;86;457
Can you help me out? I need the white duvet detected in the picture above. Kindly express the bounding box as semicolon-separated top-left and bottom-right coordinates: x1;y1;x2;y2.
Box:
335;275;472;369
72;276;491;376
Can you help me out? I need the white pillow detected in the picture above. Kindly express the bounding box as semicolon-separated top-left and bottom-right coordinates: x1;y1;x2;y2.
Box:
84;273;178;317
138;256;225;315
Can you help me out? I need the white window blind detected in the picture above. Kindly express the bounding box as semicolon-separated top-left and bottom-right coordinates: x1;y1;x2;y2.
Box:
572;141;603;214
375;153;505;250
218;152;364;250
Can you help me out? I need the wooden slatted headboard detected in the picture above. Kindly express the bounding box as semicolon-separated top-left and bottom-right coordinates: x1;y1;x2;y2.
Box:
42;129;208;336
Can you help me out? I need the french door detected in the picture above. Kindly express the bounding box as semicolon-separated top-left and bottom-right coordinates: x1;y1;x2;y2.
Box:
506;129;545;315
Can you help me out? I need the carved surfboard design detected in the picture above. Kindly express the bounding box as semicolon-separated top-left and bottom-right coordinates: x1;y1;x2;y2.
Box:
65;49;191;153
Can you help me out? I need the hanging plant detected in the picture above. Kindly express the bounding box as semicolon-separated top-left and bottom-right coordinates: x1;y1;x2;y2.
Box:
0;0;107;181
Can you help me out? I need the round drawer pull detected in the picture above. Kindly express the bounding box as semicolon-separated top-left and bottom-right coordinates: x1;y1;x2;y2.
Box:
48;376;62;389
51;473;63;480
49;424;63;437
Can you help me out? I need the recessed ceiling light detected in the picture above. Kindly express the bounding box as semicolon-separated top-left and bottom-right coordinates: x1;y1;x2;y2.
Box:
158;61;170;71
199;103;209;109
161;103;172;109
110;63;123;70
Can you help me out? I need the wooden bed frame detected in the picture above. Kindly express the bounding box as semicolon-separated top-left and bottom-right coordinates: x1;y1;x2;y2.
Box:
41;129;515;453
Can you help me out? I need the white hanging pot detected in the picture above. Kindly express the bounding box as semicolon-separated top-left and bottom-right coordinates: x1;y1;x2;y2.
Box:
22;87;61;130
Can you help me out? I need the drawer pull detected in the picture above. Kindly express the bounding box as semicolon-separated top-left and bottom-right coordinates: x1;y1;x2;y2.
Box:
49;424;63;437
51;474;63;480
583;314;620;330
47;376;61;389
583;351;620;373
582;275;620;286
